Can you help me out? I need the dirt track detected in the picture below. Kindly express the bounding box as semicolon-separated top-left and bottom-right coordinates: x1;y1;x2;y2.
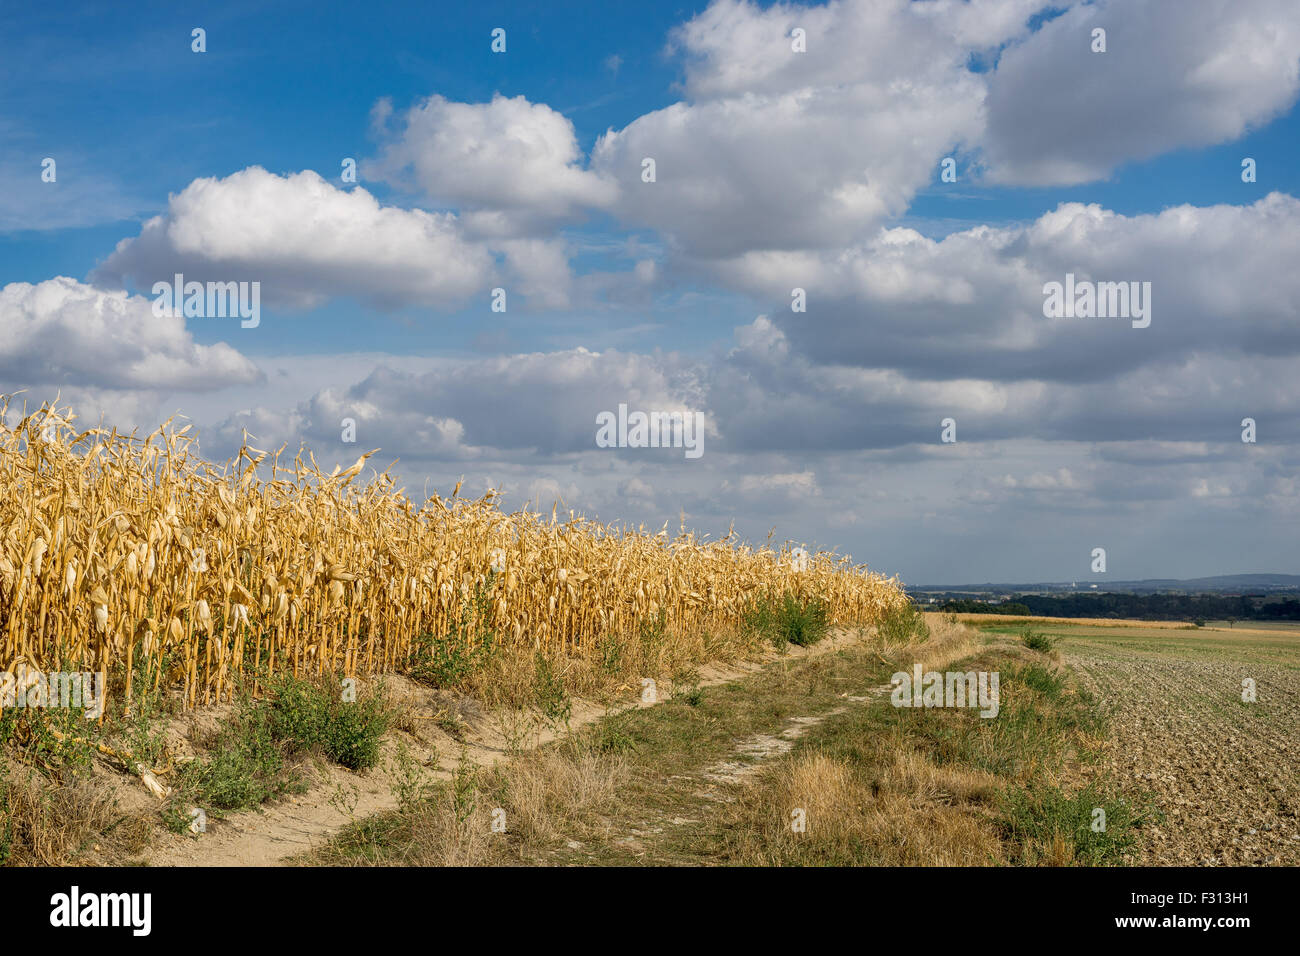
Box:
141;629;866;866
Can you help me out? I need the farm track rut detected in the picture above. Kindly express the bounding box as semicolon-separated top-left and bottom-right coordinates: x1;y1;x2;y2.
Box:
141;629;868;866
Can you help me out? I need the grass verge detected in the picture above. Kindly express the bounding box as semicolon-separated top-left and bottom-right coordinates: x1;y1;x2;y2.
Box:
305;617;1146;866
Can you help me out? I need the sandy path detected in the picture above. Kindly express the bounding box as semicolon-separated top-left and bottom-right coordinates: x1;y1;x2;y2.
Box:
142;629;869;866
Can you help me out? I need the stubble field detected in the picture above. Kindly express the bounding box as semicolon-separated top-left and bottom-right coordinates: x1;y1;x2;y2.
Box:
975;618;1300;865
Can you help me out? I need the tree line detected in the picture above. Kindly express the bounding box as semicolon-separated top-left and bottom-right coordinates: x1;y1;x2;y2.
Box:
930;593;1300;622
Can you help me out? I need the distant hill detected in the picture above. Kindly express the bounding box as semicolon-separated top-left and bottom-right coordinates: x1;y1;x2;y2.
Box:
912;573;1300;594
1152;574;1300;590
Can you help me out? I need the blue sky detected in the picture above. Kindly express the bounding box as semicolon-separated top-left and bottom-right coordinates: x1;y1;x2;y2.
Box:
2;0;772;355
2;0;1299;583
4;0;1297;357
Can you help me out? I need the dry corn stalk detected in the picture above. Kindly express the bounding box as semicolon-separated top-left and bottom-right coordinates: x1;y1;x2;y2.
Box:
0;399;910;710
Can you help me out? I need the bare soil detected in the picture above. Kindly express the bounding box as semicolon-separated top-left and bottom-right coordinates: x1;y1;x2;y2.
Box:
1069;651;1300;865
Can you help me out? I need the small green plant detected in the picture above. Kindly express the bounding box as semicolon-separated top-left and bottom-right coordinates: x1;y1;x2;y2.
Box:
177;702;297;813
672;667;704;706
329;781;363;819
595;633;624;675
0;754;13;864
777;593;829;646
409;635;489;688
1020;627;1056;653
434;708;466;740
533;653;572;727
637;608;669;650
587;711;640;755
743;596;782;648
451;746;479;824
171;672;390;820
159;801;195;835
998;785;1149;866
592;726;638;755
493;709;535;756
267;673;392;771
877;603;930;645
119;677;170;772
387;742;435;815
744;592;832;647
408;580;500;688
0;682;101;773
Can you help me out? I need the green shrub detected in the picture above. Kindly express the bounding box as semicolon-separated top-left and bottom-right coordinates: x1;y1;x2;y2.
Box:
594;633;624;674
877;603;930;645
744;592;831;647
998;785;1149;866
743;596;780;647
1020;628;1056;653
178;702;295;812
532;653;572;726
407;579;499;689
268;673;391;771
637;608;669;650
173;672;391;823
777;593;829;646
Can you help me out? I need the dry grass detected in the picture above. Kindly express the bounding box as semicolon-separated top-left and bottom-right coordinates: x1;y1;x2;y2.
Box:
311;742;627;866
487;746;625;846
0;400;909;711
716;622;1103;866
0;759;149;865
723;625;1006;866
724;745;1002;866
907;615;984;672
307;620;1133;868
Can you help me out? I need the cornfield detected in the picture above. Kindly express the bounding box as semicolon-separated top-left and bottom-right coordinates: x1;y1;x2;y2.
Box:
0;401;909;710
